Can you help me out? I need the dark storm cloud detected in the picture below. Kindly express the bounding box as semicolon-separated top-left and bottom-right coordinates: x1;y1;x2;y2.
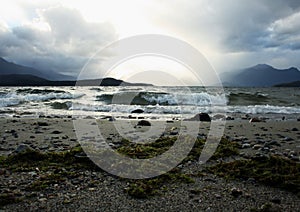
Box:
0;6;117;76
154;0;300;52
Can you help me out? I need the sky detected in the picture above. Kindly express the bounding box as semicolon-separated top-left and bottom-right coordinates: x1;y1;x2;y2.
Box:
0;0;300;85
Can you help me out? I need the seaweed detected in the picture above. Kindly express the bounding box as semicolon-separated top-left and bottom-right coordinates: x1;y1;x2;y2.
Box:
207;155;300;193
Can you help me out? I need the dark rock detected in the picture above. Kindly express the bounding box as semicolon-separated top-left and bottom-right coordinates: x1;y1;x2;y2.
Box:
253;144;263;150
51;130;62;134
291;128;299;131
270;198;281;204
241;114;250;120
267;140;281;147
249;117;262;123
136;120;151;126
36;121;49;126
131;109;144;114
213;114;225;119
14;144;33;154
230;188;242;197
170;130;179;136
184;113;211;122
282;137;293;141
74;152;88;158
108;117;116;122
39;145;49;150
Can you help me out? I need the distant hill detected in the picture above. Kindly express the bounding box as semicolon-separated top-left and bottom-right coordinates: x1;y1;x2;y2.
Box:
0;74;153;86
0;57;152;86
221;64;300;87
0;57;75;80
274;80;300;87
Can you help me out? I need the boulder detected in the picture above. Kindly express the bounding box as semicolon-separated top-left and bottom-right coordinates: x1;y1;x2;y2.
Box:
184;113;211;122
14;144;33;154
136;120;151;126
131;109;144;114
249;117;262;123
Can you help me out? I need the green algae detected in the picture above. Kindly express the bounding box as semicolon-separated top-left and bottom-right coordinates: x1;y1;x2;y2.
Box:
207;155;300;194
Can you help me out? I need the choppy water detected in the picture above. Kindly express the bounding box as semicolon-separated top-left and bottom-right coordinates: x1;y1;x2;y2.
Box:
0;86;299;119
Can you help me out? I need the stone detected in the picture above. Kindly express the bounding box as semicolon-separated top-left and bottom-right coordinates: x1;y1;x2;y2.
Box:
38;198;47;202
270;197;281;204
249;117;262;123
282;137;293;141
253;144;263;150
267;140;281;147
230;188;242;197
215;194;222;199
108;117;116;122
14;144;33;154
184;113;211;122
136;120;151;126
241;114;250;120
131;109;144;114
291;128;299;131
242;143;251;149
213;114;225;119
51;130;62;134
170;130;179;135
291;156;300;162
36;121;49;126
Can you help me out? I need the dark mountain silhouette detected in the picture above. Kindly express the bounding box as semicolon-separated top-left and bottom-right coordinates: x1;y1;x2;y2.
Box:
0;74;152;86
221;64;300;87
0;57;75;80
274;80;300;87
0;57;152;86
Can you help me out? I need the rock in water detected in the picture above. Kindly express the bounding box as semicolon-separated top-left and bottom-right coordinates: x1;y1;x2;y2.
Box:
185;113;211;122
131;109;144;114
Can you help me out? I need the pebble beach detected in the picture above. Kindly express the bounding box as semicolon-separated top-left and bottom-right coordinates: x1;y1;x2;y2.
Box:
1;115;299;211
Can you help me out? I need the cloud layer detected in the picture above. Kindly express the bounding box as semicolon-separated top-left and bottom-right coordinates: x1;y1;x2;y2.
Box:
0;0;300;79
0;6;117;76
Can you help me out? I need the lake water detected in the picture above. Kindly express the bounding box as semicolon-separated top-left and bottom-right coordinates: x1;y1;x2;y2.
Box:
0;86;299;120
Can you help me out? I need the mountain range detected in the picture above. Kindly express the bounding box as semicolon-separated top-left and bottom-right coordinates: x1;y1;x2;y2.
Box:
221;64;300;87
0;57;300;87
0;58;151;86
0;57;75;81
